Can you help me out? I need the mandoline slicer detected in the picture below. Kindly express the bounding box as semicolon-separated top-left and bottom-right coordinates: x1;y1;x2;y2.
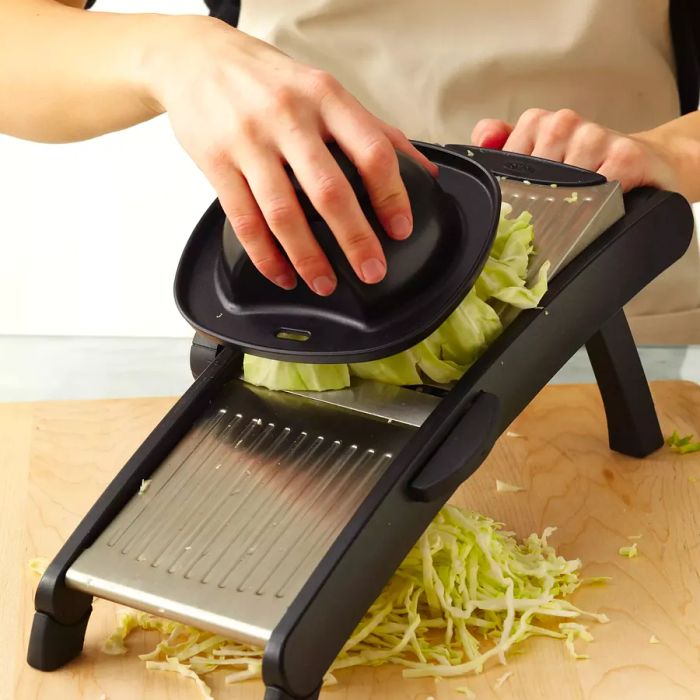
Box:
28;143;694;700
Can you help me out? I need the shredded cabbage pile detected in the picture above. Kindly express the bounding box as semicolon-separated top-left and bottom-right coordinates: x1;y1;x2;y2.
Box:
244;203;549;391
97;505;607;699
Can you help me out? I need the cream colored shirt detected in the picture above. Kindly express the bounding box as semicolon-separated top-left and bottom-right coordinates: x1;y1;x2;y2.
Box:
238;0;700;342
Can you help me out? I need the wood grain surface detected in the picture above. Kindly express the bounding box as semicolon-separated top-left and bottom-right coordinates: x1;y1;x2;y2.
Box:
2;381;699;700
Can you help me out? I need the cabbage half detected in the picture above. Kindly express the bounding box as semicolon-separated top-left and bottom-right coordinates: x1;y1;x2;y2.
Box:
244;204;549;391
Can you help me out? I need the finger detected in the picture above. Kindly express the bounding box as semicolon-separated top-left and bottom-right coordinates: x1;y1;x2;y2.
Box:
208;163;297;290
383;125;440;177
597;139;646;192
471;118;513;149
242;153;338;295
281;135;388;284
562;122;609;171
503;107;549;154
318;92;415;243
597;159;638;191
531;109;582;162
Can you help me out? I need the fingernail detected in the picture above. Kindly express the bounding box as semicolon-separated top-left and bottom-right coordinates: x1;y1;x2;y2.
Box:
390;214;412;239
360;257;386;284
274;273;297;290
312;275;336;296
481;132;505;149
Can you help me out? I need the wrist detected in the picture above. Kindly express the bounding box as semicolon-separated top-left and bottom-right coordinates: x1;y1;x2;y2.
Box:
136;14;231;115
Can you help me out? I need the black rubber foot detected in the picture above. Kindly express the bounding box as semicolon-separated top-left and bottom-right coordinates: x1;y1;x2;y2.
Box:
27;609;92;671
264;687;321;700
585;310;664;458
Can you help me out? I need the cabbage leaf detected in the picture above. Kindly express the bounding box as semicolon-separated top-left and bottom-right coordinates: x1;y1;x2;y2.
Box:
244;203;549;391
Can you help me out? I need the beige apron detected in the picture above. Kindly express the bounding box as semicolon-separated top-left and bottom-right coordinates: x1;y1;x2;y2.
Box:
239;0;700;344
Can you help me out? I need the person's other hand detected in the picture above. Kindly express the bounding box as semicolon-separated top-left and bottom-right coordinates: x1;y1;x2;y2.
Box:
144;16;437;295
471;108;679;194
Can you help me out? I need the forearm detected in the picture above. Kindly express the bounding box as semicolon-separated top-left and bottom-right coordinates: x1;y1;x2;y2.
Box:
636;111;700;202
0;0;186;142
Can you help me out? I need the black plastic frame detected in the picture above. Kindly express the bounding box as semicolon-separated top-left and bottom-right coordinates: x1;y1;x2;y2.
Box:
28;168;693;700
260;187;693;699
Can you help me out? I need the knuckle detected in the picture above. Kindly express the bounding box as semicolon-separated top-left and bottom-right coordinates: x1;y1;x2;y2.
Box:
543;110;581;142
232;116;259;143
343;230;376;252
253;255;284;278
290;253;325;277
229;211;263;243
313;173;346;209
609;138;642;166
307;69;341;98
203;145;234;177
269;85;299;115
358;138;396;174
574;121;605;144
553;108;581;128
264;197;297;229
519;107;548;127
371;188;404;211
385;124;408;143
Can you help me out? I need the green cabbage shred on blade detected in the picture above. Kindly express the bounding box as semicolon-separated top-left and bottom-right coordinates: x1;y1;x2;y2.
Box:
243;204;550;391
67;505;608;699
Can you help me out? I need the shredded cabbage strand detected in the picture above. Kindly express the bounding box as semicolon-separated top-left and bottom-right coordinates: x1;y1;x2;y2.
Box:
244;204;549;391
98;505;607;699
666;430;700;454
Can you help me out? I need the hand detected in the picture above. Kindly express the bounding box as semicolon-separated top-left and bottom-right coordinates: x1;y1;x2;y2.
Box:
471;108;680;194
143;16;437;295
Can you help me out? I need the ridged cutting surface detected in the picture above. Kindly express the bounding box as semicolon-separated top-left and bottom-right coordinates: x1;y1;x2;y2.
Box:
66;380;415;642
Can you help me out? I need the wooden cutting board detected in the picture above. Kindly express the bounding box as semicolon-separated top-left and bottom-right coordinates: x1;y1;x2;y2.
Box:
2;381;699;700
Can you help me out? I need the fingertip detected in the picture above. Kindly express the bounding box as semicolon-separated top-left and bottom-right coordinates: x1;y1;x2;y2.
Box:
360;256;387;284
472;119;513;150
479;131;510;150
311;274;337;296
425;160;440;177
388;213;413;240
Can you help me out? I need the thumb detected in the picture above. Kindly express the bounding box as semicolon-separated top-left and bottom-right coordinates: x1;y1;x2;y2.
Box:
471;118;513;150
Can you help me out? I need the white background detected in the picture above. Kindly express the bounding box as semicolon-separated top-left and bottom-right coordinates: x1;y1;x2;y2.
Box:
0;0;209;339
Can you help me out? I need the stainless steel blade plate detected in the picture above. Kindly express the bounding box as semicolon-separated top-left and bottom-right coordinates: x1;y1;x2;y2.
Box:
499;177;624;282
66;379;439;644
495;176;624;326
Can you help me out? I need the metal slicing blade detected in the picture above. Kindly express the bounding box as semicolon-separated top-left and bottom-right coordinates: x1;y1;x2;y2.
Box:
495;176;624;327
65;379;439;644
499;177;624;282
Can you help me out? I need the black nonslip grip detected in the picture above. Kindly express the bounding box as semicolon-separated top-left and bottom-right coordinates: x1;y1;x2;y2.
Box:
264;687;321;700
408;391;501;501
443;143;607;186
27;610;92;672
